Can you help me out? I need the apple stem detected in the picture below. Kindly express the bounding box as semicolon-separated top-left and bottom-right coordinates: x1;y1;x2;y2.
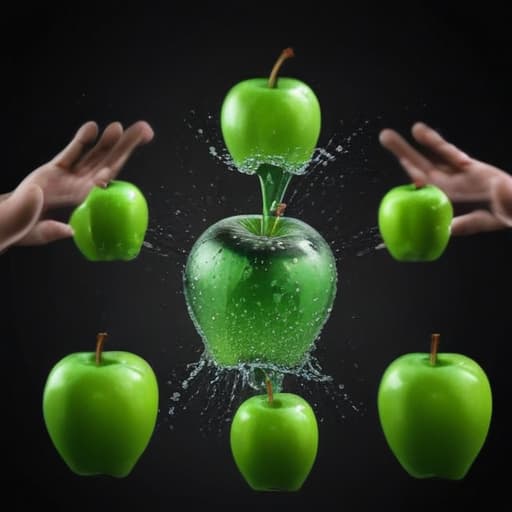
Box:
95;332;108;365
270;202;287;236
430;333;440;365
268;47;295;88
413;179;426;189
265;376;274;404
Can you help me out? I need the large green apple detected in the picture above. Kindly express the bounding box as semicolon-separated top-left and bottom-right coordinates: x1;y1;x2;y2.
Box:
378;183;453;261
43;333;159;477
230;389;318;491
183;215;337;368
377;334;492;479
69;180;148;261
220;48;321;176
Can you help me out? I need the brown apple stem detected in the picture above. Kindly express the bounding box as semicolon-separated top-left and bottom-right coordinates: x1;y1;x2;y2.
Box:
413;179;426;189
95;332;108;365
265;376;274;404
430;333;440;365
268;47;295;88
270;202;287;236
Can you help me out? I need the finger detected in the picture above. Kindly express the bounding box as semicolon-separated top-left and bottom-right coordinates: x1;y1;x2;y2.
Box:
451;210;506;236
93;167;112;188
490;174;512;226
379;128;435;173
0;184;43;253
412;122;472;170
17;220;74;246
395;157;429;186
96;121;154;181
52;121;99;168
75;122;124;173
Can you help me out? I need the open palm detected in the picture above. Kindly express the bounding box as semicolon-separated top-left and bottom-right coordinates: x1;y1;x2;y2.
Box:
1;120;153;251
379;122;512;235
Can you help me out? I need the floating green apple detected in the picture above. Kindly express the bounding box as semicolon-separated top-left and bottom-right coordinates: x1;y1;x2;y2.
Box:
378;182;453;261
378;333;492;479
43;333;159;477
183;214;337;369
69;180;148;261
230;378;318;491
221;48;321;236
221;48;321;176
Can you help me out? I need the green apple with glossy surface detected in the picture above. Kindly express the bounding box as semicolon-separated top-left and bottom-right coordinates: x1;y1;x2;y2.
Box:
183;214;337;368
378;183;453;261
43;333;159;477
221;48;321;176
69;180;148;261
230;380;318;491
378;333;492;479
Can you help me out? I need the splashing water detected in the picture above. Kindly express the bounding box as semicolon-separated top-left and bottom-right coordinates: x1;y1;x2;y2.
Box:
142;110;387;263
163;350;365;436
143;109;388;429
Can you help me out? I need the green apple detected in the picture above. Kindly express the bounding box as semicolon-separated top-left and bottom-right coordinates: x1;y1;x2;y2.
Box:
43;333;159;477
378;183;453;261
183;214;337;368
230;381;318;491
377;333;492;479
69;180;148;261
220;47;321;176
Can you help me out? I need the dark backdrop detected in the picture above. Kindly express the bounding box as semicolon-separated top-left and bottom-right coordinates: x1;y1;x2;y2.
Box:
2;2;511;509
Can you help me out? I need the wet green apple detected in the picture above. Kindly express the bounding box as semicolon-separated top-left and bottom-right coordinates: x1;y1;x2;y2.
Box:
230;384;318;491
378;334;492;479
43;333;159;477
378;183;453;261
221;48;321;176
69;180;148;261
183;215;337;368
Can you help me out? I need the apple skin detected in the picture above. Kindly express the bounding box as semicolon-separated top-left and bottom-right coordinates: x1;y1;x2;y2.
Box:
221;78;321;175
43;351;159;477
69;180;148;261
230;392;318;491
183;215;337;368
377;352;492;479
378;184;453;261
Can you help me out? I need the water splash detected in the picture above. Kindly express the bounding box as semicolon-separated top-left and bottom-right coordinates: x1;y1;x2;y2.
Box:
163;350;365;436
142;111;386;262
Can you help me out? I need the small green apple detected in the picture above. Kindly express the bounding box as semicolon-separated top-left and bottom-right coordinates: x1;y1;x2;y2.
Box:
230;380;318;491
43;333;159;477
69;180;148;261
378;183;453;261
377;333;492;479
221;48;321;175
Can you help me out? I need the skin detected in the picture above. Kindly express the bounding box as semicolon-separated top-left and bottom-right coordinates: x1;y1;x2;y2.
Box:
0;120;153;253
379;122;512;235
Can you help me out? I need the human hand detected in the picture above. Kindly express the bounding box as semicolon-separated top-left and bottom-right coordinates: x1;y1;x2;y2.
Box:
379;122;512;235
0;120;154;252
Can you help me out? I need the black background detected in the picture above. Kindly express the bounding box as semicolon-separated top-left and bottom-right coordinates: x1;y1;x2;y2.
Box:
2;2;511;509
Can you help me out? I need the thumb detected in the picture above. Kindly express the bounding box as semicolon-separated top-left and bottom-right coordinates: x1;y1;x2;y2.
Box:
0;184;44;253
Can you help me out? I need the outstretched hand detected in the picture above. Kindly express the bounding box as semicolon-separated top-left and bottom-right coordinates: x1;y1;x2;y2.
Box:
379;122;512;235
0;120;153;253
